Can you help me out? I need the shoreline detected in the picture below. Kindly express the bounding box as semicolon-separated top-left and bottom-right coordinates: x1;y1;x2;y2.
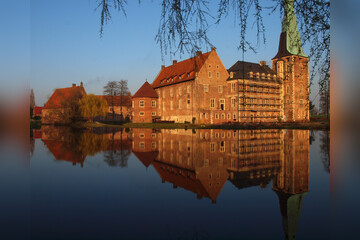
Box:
31;119;329;131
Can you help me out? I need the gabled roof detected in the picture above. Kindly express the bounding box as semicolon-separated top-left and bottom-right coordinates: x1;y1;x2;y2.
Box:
227;61;278;81
96;95;132;107
34;106;43;115
133;151;159;168
132;81;158;98
44;85;86;109
42;139;86;166
152;51;211;89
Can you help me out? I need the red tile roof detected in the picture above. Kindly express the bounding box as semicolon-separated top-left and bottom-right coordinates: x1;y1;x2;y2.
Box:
44;85;86;109
33;106;43;115
42;139;86;165
152;51;211;89
132;81;158;98
96;95;132;107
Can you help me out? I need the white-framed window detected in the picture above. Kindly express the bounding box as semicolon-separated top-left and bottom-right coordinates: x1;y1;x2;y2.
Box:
187;85;191;93
216;65;219;69
204;85;209;92
231;83;236;92
170;88;173;97
209;71;212;78
152;142;156;149
170;101;173;110
210;143;215;152
218;85;223;93
139;112;145;116
300;99;303;108
210;98;215;108
231;97;236;108
205;113;209;119
139;134;145;138
140;142;145;149
221;113;225;119
179;87;182;96
187;99;191;109
233;113;236;120
132;101;134;108
286;86;290;94
152;100;156;108
219;99;225;110
216;72;220;78
204;159;209;167
227;113;231;119
139;100;145;107
215;113;219;119
209;64;212;68
152;133;156;138
152;112;156;116
178;99;182;109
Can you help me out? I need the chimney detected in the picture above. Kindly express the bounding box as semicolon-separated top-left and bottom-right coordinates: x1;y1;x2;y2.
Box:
80;82;83;87
173;60;177;65
196;51;202;56
161;65;165;69
260;61;267;67
72;83;76;88
211;47;216;51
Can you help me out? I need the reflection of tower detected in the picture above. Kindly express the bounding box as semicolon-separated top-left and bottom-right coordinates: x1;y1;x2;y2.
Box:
273;130;309;240
132;128;159;168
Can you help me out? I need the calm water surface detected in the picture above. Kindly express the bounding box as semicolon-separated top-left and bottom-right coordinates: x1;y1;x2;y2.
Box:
2;127;330;239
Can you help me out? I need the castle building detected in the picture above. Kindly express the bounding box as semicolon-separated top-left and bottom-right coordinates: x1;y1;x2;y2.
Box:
131;81;159;123
132;0;309;124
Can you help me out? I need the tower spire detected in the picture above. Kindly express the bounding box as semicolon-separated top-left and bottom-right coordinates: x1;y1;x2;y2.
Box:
274;0;307;59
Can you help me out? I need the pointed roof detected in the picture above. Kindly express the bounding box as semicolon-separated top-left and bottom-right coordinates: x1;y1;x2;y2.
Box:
133;151;159;168
274;0;307;59
152;51;211;89
44;85;86;109
132;81;158;98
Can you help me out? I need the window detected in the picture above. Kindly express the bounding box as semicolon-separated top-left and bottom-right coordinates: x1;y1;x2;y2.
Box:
152;112;156;116
209;71;212;78
178;99;182;109
179;87;182;96
132;101;134;108
152;142;156;149
227;113;231;119
209;64;211;68
152;100;156;108
139;100;145;107
140;142;145;149
216;72;220;78
218;85;223;93
249;72;253;78
170;89;173;97
231;97;236;108
220;141;225;152
204;85;209;92
152;133;156;138
300;100;303;108
187;85;191;93
230;72;234;78
205;113;209;119
139;134;145;138
210;98;215;108
300;85;303;94
170;101;173;110
216;65;219;69
286;86;290;94
215;113;219;119
231;83;236;92
233;113;236;120
210;143;215;152
219;99;225;110
187;99;191;109
277;61;284;79
221;113;225;119
204;159;209;167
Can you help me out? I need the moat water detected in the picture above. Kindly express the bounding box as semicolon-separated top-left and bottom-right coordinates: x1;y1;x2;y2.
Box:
1;127;329;239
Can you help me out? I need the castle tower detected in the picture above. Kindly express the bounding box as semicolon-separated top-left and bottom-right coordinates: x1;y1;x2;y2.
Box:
272;0;309;122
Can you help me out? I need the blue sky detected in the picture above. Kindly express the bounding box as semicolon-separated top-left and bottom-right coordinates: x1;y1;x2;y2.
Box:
1;0;316;106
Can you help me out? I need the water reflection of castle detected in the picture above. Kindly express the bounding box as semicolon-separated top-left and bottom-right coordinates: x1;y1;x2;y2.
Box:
33;126;309;240
132;128;309;240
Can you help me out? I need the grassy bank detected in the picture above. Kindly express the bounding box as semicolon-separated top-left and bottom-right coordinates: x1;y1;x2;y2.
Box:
71;119;329;130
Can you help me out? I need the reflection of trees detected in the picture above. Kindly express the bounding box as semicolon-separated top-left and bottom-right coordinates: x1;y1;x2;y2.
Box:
103;149;130;168
76;132;109;156
319;131;330;173
30;130;34;157
309;131;316;145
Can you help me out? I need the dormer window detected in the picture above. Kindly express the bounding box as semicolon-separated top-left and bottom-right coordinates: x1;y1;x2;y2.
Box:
171;78;174;82
179;76;181;80
249;72;253;78
187;73;190;78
